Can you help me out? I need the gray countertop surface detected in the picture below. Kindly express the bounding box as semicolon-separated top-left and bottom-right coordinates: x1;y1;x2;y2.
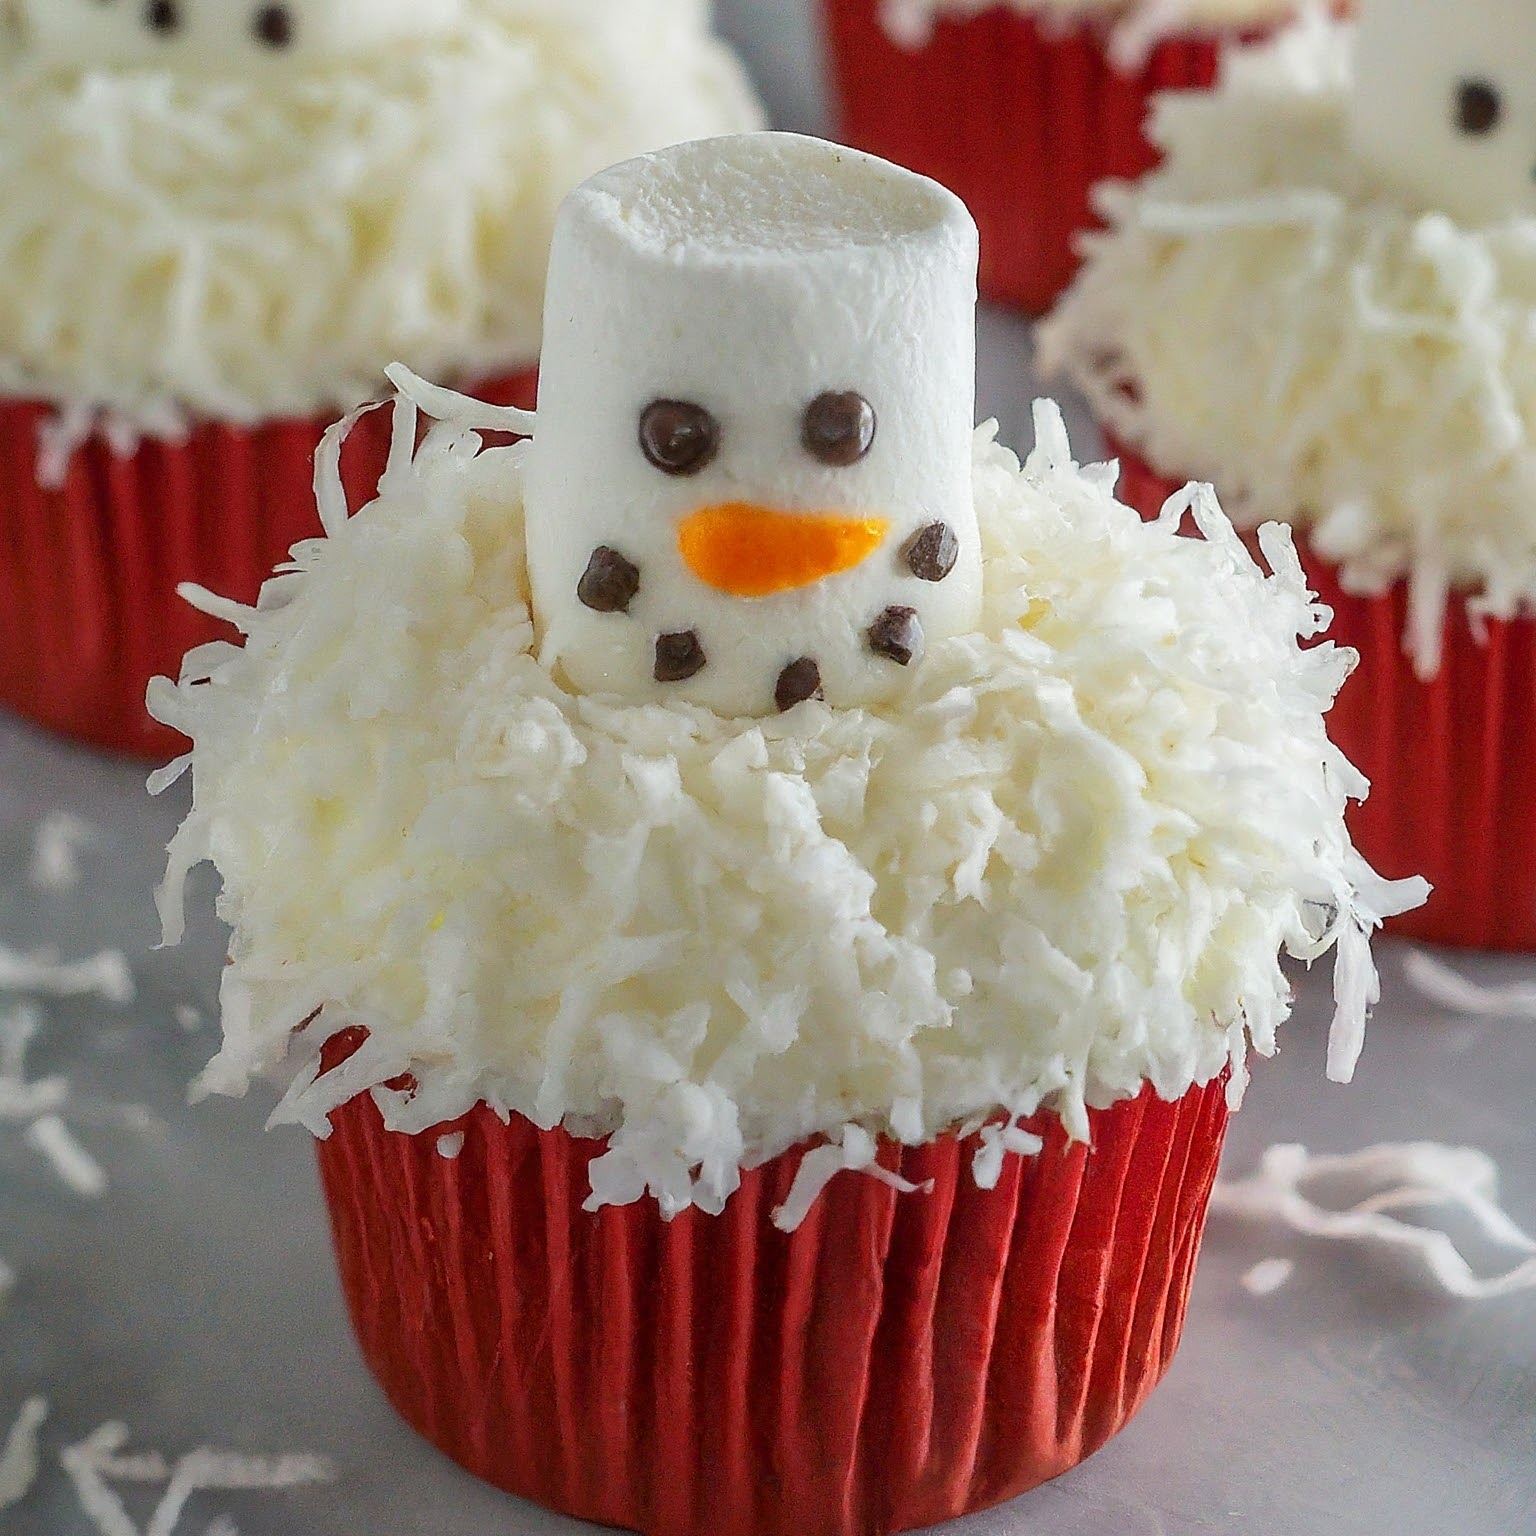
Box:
2;4;1533;1533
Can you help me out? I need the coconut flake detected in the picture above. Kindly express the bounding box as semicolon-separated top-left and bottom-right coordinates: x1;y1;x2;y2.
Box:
1211;1142;1536;1299
972;1119;1047;1189
771;1126;934;1233
1402;949;1536;1020
27;812;96;892
0;945;133;1005
384;363;537;438
1240;1256;1295;1295
0;1398;48;1512
61;1424;333;1536
26;1114;107;1198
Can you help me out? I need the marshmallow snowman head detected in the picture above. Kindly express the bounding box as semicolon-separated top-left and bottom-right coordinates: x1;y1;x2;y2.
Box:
15;0;464;70
1349;0;1536;223
522;133;981;717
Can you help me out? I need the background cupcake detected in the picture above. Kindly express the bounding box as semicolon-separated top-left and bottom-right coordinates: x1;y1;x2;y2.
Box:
821;0;1305;315
152;134;1419;1535
0;0;761;759
1041;2;1536;950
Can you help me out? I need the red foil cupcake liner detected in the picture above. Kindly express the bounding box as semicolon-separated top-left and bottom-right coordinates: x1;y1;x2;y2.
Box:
822;0;1264;314
1111;440;1536;952
0;368;538;761
317;1059;1230;1536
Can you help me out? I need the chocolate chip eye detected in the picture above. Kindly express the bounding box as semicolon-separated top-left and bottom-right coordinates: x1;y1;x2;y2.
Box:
144;0;179;33
253;3;294;48
802;391;876;467
639;400;721;477
1456;79;1502;136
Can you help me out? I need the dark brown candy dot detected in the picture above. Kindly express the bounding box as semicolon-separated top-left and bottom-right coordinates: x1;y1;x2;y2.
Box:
654;630;707;683
253;3;295;48
639;400;721;477
144;0;180;33
868;606;923;667
577;546;641;614
775;657;824;713
903;522;959;583
1456;78;1502;136
802;391;877;467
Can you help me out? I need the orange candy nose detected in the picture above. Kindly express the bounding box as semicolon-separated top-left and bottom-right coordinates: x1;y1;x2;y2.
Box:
677;503;890;598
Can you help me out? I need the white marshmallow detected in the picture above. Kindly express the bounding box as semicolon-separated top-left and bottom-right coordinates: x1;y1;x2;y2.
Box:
523;132;981;717
15;0;463;69
1349;0;1536;223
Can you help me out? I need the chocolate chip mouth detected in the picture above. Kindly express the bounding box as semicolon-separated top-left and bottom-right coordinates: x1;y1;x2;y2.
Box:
903;522;959;583
775;657;824;712
654;630;708;683
868;606;922;667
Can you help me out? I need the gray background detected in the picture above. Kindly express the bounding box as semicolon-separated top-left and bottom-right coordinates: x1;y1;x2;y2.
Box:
1;3;1533;1532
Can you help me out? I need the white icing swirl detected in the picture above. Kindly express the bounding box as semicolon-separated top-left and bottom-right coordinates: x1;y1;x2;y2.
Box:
0;0;761;453
1041;13;1536;678
150;391;1421;1220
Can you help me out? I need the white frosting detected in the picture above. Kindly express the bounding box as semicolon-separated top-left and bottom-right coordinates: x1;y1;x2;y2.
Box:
15;0;464;68
0;0;762;451
150;387;1422;1220
526;135;982;715
879;0;1294;69
1040;13;1536;679
1350;0;1536;226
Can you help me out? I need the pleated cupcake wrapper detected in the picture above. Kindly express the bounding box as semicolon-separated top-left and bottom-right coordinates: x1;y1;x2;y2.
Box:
317;1061;1230;1536
821;0;1262;315
1112;438;1536;952
0;368;538;760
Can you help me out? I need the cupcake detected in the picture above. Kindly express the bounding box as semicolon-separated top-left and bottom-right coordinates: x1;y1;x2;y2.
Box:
1041;1;1536;950
0;0;761;759
822;0;1303;315
152;133;1423;1536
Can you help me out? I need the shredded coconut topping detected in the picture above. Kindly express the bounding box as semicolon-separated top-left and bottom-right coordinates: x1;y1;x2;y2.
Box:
151;390;1419;1219
1212;1141;1536;1299
879;0;1291;68
0;0;760;460
1039;13;1536;678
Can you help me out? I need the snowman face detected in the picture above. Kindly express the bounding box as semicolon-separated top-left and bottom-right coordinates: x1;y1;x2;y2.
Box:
1349;0;1536;223
16;0;464;69
522;134;983;718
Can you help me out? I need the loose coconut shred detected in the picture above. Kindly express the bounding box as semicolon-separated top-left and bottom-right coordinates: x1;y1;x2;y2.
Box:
151;388;1422;1224
1039;13;1536;678
0;0;760;475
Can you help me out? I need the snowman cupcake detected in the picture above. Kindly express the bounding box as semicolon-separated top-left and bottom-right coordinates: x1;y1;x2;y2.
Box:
0;0;760;758
153;133;1422;1536
1042;0;1536;950
822;0;1307;314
